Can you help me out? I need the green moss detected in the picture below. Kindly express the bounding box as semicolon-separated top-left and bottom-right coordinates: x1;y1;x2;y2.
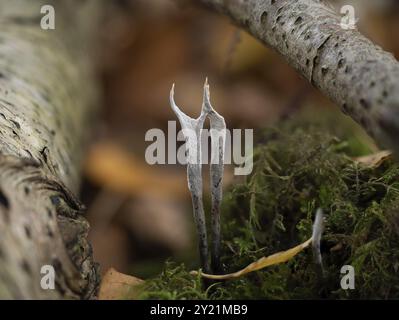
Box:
137;261;210;300
139;116;399;300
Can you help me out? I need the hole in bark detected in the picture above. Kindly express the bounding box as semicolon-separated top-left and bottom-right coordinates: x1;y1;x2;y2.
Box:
321;67;329;76
294;16;303;25
24;149;33;158
0;189;9;209
370;81;375;88
50;195;60;206
0;73;4;79
345;66;351;73
20;259;32;275
46;225;54;238
360;99;370;110
10;120;20;129
383;90;388;98
52;257;61;269
306;59;310;66
40;146;49;164
271;0;276;4
24;186;30;195
338;59;345;68
24;225;32;239
342;103;349;115
261;11;268;24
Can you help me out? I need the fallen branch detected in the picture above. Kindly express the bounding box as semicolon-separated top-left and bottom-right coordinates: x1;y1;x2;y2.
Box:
0;0;102;299
194;0;399;153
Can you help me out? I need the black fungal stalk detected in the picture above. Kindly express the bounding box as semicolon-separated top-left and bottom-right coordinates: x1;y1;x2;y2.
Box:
169;79;226;274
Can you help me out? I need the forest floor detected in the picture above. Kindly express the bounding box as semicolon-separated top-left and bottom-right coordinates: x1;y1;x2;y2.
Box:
131;111;399;299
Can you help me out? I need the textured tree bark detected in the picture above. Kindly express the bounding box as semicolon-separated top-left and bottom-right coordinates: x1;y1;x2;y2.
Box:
0;0;101;299
194;0;399;153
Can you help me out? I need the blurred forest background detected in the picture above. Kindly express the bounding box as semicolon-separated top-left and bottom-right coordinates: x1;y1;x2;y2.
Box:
81;0;399;279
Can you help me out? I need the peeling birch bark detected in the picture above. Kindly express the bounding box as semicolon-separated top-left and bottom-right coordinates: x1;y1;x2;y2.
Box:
0;0;101;299
195;0;399;154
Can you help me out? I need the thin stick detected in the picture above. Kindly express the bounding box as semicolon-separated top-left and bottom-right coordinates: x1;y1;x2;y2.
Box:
312;208;325;277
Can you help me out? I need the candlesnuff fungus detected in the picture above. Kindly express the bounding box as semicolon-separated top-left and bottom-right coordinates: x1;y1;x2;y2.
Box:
170;82;209;273
191;209;325;280
203;82;226;273
169;79;226;274
170;80;326;279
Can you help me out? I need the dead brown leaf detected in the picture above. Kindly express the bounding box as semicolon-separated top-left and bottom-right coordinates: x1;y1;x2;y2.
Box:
99;268;144;300
85;141;234;199
85;142;188;198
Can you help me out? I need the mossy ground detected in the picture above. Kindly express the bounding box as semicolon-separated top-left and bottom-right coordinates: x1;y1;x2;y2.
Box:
137;111;399;300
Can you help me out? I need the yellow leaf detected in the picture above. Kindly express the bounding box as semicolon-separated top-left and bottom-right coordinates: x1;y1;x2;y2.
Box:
353;150;392;168
191;237;312;280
